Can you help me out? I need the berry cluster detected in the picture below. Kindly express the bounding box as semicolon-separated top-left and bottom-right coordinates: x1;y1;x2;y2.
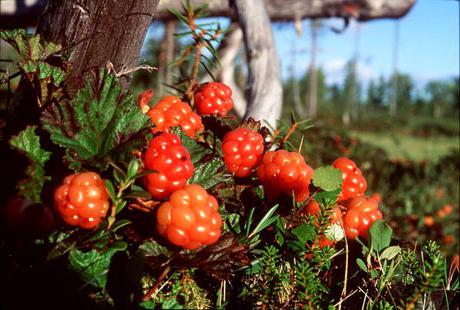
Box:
156;184;222;249
148;95;203;138
222;128;264;177
194;82;233;116
257;150;314;202
54;172;109;229
343;196;383;239
333;157;367;201
143;133;194;199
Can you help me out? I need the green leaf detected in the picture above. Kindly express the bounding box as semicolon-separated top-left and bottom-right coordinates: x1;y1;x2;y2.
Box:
10;126;51;166
189;157;230;189
111;219;131;232
356;258;368;272
139;240;171;257
312;166;343;191
291;224;316;244
314;189;341;207
104;179;116;202
41;69;150;169
38;62;65;84
380;246;401;260
9;126;51;202
248;205;279;239
172;127;211;164
126;159;141;181
368;220;392;253
68;247;124;288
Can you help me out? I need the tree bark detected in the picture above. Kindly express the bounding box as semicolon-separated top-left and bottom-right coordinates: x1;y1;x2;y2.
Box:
2;0;416;28
234;0;283;129
157;20;176;97
36;0;160;90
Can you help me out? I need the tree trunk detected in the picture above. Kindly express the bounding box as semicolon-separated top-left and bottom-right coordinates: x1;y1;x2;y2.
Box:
157;20;176;97
307;20;319;118
36;0;160;90
234;0;283;129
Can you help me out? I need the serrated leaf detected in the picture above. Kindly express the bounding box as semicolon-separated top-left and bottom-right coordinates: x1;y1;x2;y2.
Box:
172;127;211;164
189;157;230;189
29;35;42;61
10;126;51;166
368;220;392;253
139;240;171;257
38;62;65;84
41;69;150;169
292;224;316;244
9;126;51;202
380;246;401;260
312;166;343;191
68;247;124;288
314;189;341;207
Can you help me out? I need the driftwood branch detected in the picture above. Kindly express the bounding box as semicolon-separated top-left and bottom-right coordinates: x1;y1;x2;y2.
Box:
234;0;283;129
1;0;416;28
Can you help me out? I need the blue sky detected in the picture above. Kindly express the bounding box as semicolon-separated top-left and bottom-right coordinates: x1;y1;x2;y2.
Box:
144;0;459;88
274;0;459;86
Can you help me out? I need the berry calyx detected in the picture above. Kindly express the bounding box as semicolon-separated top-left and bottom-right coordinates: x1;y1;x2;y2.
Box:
332;157;367;201
147;95;203;138
257;150;313;202
222;128;264;177
54;172;109;229
343;196;383;239
194;82;233;116
156;184;223;249
143;133;194;199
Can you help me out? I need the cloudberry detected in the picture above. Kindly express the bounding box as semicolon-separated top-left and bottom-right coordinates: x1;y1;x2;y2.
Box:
343;196;383;239
148;95;203;138
222;128;264;177
54;172;109;229
257;150;313;202
156;184;222;249
333;157;367;201
194;82;233;116
143;133;194;199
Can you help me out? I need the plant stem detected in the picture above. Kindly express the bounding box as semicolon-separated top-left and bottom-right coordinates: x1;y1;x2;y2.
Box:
142;265;171;301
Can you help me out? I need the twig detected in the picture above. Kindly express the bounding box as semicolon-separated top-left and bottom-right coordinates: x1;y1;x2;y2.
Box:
106;61;157;78
339;227;350;310
142;265;171;301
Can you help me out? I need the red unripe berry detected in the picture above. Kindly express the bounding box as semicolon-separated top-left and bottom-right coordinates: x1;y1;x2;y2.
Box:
194;82;233;116
148;95;203;138
54;172;109;229
143;133;194;199
156;184;222;249
332;157;367;201
222;128;264;177
343;196;383;239
257;150;313;202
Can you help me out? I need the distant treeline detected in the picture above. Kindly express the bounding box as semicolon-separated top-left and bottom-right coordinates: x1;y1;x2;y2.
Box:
283;60;459;119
